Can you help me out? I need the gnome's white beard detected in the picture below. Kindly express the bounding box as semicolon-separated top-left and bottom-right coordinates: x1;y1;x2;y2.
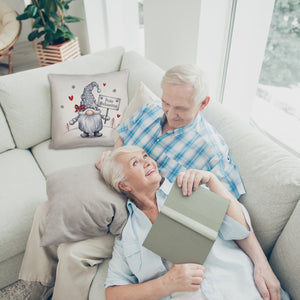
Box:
78;111;103;134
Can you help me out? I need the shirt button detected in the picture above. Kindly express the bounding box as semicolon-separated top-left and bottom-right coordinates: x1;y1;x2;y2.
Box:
157;138;160;142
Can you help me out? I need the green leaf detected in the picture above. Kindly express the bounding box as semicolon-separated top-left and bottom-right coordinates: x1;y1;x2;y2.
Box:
59;25;69;33
64;16;82;23
45;0;58;14
64;31;75;40
52;29;65;40
42;40;50;48
32;17;43;28
24;4;33;13
53;0;64;10
37;30;46;38
28;30;39;41
28;5;38;18
49;11;61;23
45;21;57;33
38;0;47;9
44;32;53;43
16;12;29;21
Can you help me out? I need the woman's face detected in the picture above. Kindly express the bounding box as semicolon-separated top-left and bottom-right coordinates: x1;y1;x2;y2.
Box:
116;150;162;193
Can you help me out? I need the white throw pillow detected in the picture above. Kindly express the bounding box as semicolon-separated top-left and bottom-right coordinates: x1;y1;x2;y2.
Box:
48;70;129;149
111;81;161;141
123;81;160;121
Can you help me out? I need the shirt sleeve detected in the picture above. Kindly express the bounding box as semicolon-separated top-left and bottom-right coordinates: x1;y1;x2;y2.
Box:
218;203;253;241
104;238;138;288
117;103;150;144
208;153;245;200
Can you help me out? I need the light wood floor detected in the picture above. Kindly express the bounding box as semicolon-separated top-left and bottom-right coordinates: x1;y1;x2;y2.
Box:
0;41;40;76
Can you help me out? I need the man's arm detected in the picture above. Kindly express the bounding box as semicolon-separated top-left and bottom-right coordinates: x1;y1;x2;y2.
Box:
176;169;281;300
236;233;281;300
176;170;249;229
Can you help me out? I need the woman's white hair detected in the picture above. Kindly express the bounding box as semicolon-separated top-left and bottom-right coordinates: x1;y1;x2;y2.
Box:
161;64;209;105
100;145;144;193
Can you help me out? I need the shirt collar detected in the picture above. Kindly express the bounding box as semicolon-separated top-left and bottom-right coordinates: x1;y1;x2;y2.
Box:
160;112;202;135
126;178;173;213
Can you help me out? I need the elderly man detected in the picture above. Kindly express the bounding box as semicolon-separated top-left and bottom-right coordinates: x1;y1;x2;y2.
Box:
100;145;287;300
20;65;280;300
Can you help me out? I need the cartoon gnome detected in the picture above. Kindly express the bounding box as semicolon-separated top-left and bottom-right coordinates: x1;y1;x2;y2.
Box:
69;81;110;138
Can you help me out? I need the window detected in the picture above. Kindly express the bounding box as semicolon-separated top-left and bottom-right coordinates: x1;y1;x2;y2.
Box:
250;0;300;156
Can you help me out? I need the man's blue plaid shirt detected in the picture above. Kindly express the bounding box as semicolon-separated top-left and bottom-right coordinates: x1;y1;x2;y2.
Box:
118;101;245;199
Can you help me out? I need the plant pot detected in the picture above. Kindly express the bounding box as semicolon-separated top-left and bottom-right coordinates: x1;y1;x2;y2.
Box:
34;37;80;67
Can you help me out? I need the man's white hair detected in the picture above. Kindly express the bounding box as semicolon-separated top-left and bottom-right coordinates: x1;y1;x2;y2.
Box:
161;64;209;105
100;145;144;193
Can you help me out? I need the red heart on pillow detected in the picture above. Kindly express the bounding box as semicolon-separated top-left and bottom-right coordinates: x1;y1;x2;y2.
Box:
68;96;73;101
103;83;106;86
117;114;121;118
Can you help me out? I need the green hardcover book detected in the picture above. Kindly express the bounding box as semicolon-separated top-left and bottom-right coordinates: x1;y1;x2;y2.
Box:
143;184;230;264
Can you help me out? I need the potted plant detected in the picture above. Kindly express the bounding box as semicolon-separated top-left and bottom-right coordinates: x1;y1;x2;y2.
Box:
17;0;82;66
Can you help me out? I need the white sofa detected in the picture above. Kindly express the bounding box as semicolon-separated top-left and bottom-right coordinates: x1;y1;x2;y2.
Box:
0;47;299;300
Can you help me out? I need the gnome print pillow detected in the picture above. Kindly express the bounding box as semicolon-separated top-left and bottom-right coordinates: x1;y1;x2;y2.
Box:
48;70;129;149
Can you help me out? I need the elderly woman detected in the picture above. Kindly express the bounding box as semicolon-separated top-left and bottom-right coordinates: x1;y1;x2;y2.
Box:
100;145;287;300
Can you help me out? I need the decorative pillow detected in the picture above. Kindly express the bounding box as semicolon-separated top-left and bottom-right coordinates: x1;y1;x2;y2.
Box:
122;81;161;121
48;70;129;149
41;164;128;246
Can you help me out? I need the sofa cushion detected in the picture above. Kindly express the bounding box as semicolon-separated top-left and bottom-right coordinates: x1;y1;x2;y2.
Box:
202;101;300;255
48;70;129;149
89;258;111;300
0;47;125;150
31;139;107;176
41;164;127;246
0;149;47;262
269;200;300;300
0;105;14;154
120;51;164;102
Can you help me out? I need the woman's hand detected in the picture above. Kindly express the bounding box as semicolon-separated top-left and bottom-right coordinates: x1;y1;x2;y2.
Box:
176;169;214;196
95;150;112;170
160;264;205;294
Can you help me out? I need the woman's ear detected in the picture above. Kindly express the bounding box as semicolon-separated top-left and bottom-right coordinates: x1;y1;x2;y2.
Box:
118;182;131;193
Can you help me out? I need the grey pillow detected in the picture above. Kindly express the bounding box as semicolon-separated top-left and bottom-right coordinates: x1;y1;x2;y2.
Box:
41;164;128;246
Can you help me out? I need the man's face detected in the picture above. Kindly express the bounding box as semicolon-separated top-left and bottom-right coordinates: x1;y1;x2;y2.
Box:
161;83;201;129
117;150;162;193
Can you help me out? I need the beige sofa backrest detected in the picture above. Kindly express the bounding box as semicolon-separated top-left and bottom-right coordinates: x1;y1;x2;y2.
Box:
0;47;125;150
203;101;300;299
0;105;15;153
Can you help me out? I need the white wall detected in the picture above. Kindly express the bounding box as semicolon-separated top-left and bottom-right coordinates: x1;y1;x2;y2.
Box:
143;0;202;71
143;0;233;103
81;0;108;54
105;0;140;51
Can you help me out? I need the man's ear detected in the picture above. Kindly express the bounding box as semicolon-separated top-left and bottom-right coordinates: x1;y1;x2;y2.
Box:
199;96;210;111
118;182;131;193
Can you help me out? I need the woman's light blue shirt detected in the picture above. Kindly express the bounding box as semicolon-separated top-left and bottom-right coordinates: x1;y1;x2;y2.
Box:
104;180;287;300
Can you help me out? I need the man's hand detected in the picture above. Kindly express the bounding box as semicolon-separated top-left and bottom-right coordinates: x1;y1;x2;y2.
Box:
254;263;281;300
176;169;213;196
95;150;112;170
161;264;205;294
